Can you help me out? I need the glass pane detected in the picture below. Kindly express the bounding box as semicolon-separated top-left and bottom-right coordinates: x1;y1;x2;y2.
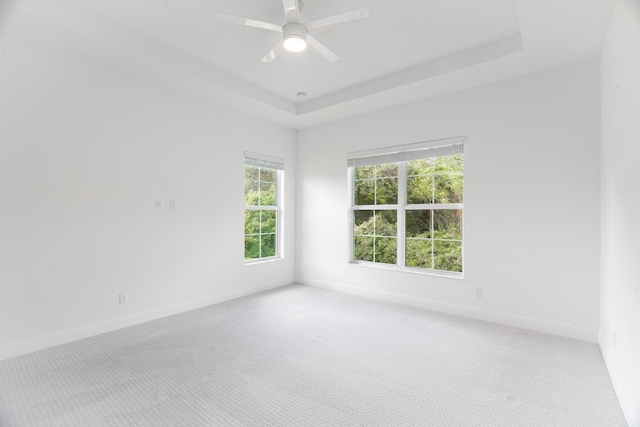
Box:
406;210;431;239
354;236;374;261
434;154;463;174
376;178;398;204
355;165;375;180
376;163;398;178
408;159;432;176
245;166;259;181
407;175;433;204
355;179;375;205
434;174;463;204
433;209;462;240
244;235;260;259
375;237;397;264
375;210;397;236
406;239;433;269
261;210;277;234
260;168;276;183
244;180;259;205
354;210;374;236
260;181;277;206
261;234;276;257
433;240;462;272
244;210;260;234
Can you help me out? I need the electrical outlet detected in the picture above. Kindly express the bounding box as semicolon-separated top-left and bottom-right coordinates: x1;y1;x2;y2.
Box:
169;200;176;211
119;293;128;304
474;288;483;298
156;200;163;210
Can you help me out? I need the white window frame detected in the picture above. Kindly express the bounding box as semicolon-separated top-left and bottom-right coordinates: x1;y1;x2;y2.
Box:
347;137;464;278
244;152;284;264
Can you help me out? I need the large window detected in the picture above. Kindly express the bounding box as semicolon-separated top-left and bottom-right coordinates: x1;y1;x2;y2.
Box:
349;138;464;275
244;152;284;262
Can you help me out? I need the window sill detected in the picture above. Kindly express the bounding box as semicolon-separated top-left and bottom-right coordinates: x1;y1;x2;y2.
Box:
349;261;464;280
245;257;283;266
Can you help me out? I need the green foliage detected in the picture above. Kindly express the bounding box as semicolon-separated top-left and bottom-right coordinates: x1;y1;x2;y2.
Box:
406;210;431;238
354;163;398;205
354;236;373;262
375;237;397;264
433;240;462;272
433;209;462;240
244;235;259;260
353;210;397;264
355;179;374;205
244;210;260;234
244;209;277;260
245;166;277;206
407;155;463;205
407;175;433;204
352;154;464;272
261;233;276;257
405;239;433;269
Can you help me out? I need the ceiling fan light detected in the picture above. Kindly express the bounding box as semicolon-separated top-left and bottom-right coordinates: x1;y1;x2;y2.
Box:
284;34;307;52
282;22;308;53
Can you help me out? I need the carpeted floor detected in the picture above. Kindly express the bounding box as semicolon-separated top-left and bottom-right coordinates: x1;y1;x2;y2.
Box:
0;284;627;426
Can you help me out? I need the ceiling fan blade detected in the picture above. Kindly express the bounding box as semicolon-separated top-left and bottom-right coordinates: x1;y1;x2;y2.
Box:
217;13;282;32
307;35;339;62
282;0;300;22
305;8;369;32
261;39;285;63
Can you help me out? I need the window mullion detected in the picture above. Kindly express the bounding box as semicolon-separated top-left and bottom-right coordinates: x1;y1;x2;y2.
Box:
398;161;407;267
276;170;282;258
431;164;435;269
372;209;377;262
347;167;355;263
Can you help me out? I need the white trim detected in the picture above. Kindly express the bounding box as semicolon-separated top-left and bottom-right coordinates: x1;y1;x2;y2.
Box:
244;256;283;265
245;205;277;211
405;203;463;210
349;260;464;279
599;340;636;427
297;277;598;342
0;280;291;361
347;137;465;167
244;151;285;170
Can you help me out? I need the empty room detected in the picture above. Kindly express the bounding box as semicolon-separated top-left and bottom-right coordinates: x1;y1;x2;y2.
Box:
0;0;638;425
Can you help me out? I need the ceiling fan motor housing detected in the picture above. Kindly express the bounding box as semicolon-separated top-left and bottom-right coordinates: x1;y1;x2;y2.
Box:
283;22;308;42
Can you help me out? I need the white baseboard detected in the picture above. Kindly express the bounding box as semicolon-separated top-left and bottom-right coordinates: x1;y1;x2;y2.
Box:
600;339;637;427
298;277;598;342
0;280;289;361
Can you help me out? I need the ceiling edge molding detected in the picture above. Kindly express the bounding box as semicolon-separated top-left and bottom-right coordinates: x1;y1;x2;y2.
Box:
297;33;524;115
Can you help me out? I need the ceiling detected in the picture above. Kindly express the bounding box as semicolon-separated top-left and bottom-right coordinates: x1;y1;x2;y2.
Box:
0;0;615;129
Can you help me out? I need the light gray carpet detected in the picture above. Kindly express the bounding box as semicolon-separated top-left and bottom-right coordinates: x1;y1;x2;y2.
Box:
0;284;627;426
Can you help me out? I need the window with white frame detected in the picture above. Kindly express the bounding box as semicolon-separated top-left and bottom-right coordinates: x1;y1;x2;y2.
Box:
348;138;464;275
244;152;284;262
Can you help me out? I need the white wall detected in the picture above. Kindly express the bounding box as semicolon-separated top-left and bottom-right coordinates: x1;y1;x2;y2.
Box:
296;59;601;341
0;39;296;354
600;0;640;424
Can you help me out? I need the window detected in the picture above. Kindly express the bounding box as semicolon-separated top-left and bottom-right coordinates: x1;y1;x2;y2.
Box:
349;138;464;275
244;152;284;262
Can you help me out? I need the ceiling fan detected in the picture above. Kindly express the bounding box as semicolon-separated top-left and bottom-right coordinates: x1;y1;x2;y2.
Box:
218;0;369;63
